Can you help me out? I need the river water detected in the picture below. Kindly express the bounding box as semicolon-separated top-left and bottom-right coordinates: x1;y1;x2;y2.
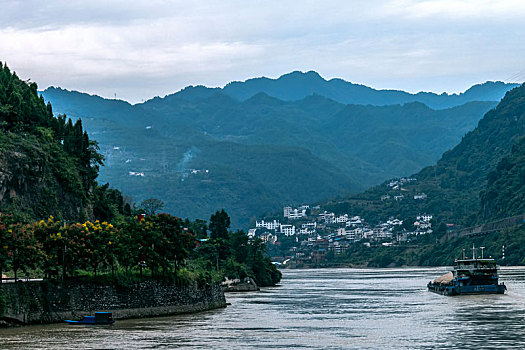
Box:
2;267;525;349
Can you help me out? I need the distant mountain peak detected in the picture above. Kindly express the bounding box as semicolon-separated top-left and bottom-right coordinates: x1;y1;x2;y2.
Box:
243;91;285;105
221;72;519;109
280;70;324;80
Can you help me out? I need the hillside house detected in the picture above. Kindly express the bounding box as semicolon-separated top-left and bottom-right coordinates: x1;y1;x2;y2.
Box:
280;224;296;236
256;220;281;230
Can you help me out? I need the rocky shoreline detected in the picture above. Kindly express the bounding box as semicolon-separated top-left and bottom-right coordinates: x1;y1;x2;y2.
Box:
222;277;260;292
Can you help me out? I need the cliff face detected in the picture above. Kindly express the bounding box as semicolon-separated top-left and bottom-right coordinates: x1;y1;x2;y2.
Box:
0;62;113;221
0;280;226;326
0;131;88;221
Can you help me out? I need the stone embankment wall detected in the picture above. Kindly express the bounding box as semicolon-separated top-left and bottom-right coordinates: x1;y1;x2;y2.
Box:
0;280;226;326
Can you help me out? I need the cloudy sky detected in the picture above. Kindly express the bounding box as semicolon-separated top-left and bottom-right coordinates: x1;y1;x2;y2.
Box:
1;0;525;103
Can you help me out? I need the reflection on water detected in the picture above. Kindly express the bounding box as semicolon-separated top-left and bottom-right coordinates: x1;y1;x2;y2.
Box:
2;267;525;349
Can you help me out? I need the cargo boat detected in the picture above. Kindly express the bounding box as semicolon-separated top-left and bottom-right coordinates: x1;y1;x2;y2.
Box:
427;245;506;296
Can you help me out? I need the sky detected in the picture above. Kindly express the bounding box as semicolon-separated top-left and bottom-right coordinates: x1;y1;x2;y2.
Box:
1;0;525;103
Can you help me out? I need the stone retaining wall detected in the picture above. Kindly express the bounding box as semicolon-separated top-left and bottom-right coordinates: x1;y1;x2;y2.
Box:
0;280;226;325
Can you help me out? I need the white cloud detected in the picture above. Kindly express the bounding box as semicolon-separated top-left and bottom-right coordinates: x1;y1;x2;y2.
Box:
386;0;525;20
1;0;524;102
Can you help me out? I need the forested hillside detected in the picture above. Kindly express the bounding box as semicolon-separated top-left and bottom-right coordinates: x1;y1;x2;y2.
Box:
0;62;281;286
325;83;525;227
42;80;501;227
0;63;128;222
481;135;525;220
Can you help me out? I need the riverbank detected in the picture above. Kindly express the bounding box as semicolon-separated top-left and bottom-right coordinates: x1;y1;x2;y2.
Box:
0;280;226;326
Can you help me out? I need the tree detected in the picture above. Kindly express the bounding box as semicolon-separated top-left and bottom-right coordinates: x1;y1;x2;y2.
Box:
8;222;43;281
146;214;195;273
186;218;207;239
209;209;231;264
209;209;230;240
32;216;63;278
140;198;165;216
0;214;15;280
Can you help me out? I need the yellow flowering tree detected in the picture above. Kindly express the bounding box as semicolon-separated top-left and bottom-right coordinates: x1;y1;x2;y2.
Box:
61;220;118;277
32;216;64;278
82;220;118;276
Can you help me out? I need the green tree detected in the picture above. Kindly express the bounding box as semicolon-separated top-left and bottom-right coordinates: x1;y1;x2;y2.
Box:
0;214;16;280
209;209;231;263
145;214;195;274
140;198;165;216
8;223;43;280
32;216;64;278
209;209;230;240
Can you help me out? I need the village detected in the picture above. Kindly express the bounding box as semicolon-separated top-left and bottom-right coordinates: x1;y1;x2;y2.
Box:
248;188;434;264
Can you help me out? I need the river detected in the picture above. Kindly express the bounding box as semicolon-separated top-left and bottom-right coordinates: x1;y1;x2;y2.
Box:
2;267;525;349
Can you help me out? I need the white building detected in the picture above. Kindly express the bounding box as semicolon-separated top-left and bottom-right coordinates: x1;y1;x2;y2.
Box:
414;193;427;200
280;224;296;236
259;232;278;244
288;209;307;219
417;214;433;222
256;220;281;230
386;218;403;226
346;216;363;227
300;222;317;235
284;206;307;219
345;228;363;241
414;221;432;230
334;214;349;224
319;211;335;224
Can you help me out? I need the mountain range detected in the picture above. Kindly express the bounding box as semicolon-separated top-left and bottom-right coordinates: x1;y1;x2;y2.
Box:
41;71;518;226
320;82;525;267
221;71;516;109
325;82;525;228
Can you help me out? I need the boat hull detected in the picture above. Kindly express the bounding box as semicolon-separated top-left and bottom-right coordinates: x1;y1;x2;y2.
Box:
65;320;115;325
65;312;115;325
427;283;506;296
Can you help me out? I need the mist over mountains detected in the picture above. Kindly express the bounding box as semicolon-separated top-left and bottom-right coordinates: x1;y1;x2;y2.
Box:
41;71;518;227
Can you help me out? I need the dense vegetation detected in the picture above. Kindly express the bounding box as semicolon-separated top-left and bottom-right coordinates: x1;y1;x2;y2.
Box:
321;225;525;268
0;210;280;287
0;62;129;222
41;75;508;226
197;210;281;286
0;63;280;287
481;136;525;220
313;83;525;267
325;83;525;227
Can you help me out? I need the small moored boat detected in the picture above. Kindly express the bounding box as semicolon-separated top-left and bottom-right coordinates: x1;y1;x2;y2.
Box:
65;312;115;325
427;245;506;296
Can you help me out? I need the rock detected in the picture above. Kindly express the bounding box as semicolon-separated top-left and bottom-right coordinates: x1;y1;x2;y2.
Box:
222;277;259;292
